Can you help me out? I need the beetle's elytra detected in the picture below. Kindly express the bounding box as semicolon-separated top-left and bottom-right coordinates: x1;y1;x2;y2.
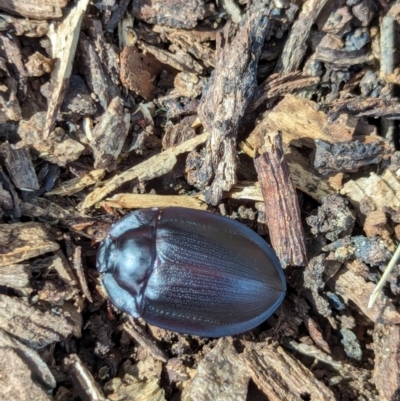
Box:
97;207;286;337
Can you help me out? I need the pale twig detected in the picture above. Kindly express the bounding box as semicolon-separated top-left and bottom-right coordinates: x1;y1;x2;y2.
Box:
368;243;400;308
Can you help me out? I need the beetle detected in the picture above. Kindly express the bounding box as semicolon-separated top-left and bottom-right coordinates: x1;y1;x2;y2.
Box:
97;207;286;337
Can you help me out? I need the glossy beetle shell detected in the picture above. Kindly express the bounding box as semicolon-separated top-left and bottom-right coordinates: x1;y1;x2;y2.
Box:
97;207;286;337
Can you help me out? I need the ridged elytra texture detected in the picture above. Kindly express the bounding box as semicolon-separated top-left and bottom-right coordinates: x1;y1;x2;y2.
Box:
97;207;286;337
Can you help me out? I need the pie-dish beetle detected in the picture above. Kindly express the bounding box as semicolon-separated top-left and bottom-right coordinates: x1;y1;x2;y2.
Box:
97;207;286;337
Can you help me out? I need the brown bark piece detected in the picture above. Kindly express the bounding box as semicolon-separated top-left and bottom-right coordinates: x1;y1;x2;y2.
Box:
304;316;331;354
315;46;374;67
174;72;205;99
139;41;202;74
196;1;274;205
182;338;249;401
313;137;392;175
330;98;400;121
19;113;85;166
275;0;329;74
254;131;307;267
373;324;400;401
43;0;89;138
1;142;39;191
306;194;355;241
329;268;400;325
0;330;55;401
120;45;166;101
90;97;130;172
0;294;82;349
245;95;354;150
132;0;205;29
243;343;336;401
0;222;59;267
364;210;393;240
248;72;320;112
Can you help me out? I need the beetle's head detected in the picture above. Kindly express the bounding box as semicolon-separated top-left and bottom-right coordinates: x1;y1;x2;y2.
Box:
97;226;157;317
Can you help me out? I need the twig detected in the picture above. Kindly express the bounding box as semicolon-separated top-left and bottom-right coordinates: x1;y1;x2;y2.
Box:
368;243;400;308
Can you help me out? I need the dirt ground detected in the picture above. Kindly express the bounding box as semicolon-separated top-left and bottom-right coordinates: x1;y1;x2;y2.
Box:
0;0;400;400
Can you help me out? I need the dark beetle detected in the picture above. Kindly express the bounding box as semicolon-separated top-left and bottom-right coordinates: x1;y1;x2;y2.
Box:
97;207;286;337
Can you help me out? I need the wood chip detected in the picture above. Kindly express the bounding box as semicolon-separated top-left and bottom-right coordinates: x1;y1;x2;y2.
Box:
102;194;207;210
1;142;39;191
43;0;90;138
244;95;354;150
0;263;31;289
254;131;307;267
64;354;106;401
0;0;67;20
182;337;249;401
196;1;274;205
275;0;329;74
329;268;400;325
0;330;55;401
340;168;400;216
81;132;209;209
90;97;130;171
45;169;106;196
0;222;60;267
373;324;400;401
243;342;336;401
132;0;205;29
0;294;82;349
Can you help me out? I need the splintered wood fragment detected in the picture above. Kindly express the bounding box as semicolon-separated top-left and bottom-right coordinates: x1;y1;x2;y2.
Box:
71;246;92;303
0;263;31;290
243;343;336;401
364;210;393;240
182;338;249;401
102;194;207;210
341;169;400;215
45;169;105;196
244;95;354;150
0;0;67;20
20;198;78;221
248;72;320;112
0;222;60;267
81;132;209;210
124;319;168;363
373;324;400;401
314;47;374;67
90;97;130;171
0;330;55;401
254;132;307;267
1;142;39;191
139;42;203;74
330;268;400;325
43;0;90;139
0;294;82;349
64;354;106;401
224;181;264;202
197;1;273;205
329;98;400;121
275;0;329;74
132;0;205;29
